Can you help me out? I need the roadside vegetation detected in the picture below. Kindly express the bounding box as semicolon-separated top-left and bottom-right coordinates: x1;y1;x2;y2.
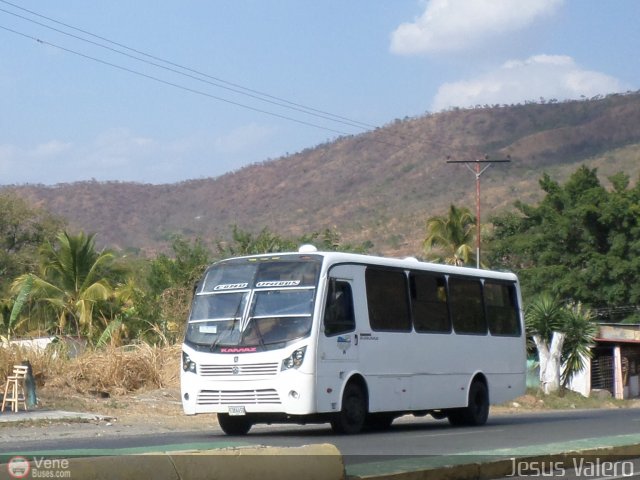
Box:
1;165;640;403
511;388;630;411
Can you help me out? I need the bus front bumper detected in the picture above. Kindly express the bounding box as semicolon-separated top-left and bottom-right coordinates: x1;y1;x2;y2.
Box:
181;372;316;416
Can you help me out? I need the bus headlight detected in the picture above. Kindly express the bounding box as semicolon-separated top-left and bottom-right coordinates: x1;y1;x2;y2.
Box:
182;351;197;374
282;346;307;371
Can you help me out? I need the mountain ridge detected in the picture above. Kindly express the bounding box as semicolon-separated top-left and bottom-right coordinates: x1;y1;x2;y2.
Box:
5;92;640;257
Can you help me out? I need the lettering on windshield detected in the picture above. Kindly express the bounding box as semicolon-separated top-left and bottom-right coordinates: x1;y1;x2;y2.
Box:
256;280;301;288
213;283;249;291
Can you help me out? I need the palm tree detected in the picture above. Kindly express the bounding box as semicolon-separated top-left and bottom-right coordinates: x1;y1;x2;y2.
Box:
0;274;33;341
12;231;115;337
526;295;598;394
561;302;597;388
423;205;476;266
526;295;566;394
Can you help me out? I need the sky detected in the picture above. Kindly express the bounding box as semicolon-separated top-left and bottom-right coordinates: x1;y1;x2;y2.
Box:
0;0;638;186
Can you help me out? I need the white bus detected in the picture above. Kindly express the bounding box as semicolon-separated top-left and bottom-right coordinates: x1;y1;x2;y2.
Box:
181;246;526;435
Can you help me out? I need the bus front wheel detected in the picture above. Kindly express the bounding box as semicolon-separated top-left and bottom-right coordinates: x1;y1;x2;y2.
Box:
217;413;252;435
447;380;489;427
331;383;367;434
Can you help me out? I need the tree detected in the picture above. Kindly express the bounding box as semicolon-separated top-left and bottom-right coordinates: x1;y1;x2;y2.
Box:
488;167;640;309
145;235;212;344
561;302;598;388
526;295;598;394
148;235;211;296
298;228;373;253
0;192;63;297
526;295;566;394
217;225;372;258
12;231;116;337
423;205;476;266
216;226;297;257
0;274;33;342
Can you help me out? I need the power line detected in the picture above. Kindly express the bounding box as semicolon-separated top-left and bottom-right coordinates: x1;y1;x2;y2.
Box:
0;24;354;137
0;0;376;132
0;1;482;155
0;26;419;151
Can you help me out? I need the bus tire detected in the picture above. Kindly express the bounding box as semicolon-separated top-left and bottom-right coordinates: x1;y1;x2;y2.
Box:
447;380;489;427
331;383;367;434
217;413;252;435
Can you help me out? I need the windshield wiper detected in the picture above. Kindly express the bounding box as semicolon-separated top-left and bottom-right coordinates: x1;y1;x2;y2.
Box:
210;295;245;351
241;317;266;347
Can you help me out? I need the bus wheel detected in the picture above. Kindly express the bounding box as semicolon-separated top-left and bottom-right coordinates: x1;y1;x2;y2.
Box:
217;413;252;435
447;380;489;427
331;383;367;434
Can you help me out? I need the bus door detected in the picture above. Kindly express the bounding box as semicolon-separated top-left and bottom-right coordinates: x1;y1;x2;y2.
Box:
316;266;361;411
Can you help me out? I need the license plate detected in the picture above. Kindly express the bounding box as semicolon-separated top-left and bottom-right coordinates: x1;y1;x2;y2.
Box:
228;406;246;416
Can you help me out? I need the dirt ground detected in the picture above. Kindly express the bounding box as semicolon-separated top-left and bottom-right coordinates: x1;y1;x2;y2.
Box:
0;386;212;443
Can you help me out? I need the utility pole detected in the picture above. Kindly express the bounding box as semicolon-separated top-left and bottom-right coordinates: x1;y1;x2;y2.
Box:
446;155;511;268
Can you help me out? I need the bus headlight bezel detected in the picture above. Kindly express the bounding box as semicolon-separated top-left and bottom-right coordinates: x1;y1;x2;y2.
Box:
182;351;197;374
282;346;307;371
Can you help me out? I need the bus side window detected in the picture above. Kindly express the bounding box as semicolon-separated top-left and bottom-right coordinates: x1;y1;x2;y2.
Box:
484;281;521;336
410;273;451;333
448;276;487;335
365;268;412;332
323;280;355;337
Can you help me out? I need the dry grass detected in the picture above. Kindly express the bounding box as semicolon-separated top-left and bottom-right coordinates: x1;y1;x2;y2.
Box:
0;344;61;386
1;343;181;398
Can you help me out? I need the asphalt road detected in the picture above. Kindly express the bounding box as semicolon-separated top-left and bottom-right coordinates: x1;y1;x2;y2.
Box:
3;408;640;466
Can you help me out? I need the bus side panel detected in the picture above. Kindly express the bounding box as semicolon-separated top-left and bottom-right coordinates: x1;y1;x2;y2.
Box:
483;335;527;404
362;326;526;412
354;266;422;413
316;261;527;415
405;334;472;410
315;264;364;414
486;372;526;404
410;334;525;410
361;332;469;412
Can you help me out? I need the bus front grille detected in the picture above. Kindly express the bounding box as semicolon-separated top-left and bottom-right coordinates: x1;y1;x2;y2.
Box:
197;389;281;405
199;363;280;377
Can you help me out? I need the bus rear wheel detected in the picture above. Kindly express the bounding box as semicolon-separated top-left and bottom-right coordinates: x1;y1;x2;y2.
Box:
331;383;367;434
217;413;252;435
447;380;489;427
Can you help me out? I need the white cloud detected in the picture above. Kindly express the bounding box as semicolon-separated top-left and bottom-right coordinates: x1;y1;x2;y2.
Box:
0;131;166;185
390;0;563;55
96;129;154;148
32;140;73;157
431;55;628;111
0;141;74;185
214;123;276;155
0;123;279;185
88;128;157;170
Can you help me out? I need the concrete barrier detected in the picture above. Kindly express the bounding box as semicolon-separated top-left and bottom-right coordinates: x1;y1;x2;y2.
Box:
345;442;640;480
0;444;345;480
4;441;640;480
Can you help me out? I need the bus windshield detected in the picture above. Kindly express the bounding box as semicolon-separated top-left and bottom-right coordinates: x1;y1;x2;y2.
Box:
185;257;321;350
